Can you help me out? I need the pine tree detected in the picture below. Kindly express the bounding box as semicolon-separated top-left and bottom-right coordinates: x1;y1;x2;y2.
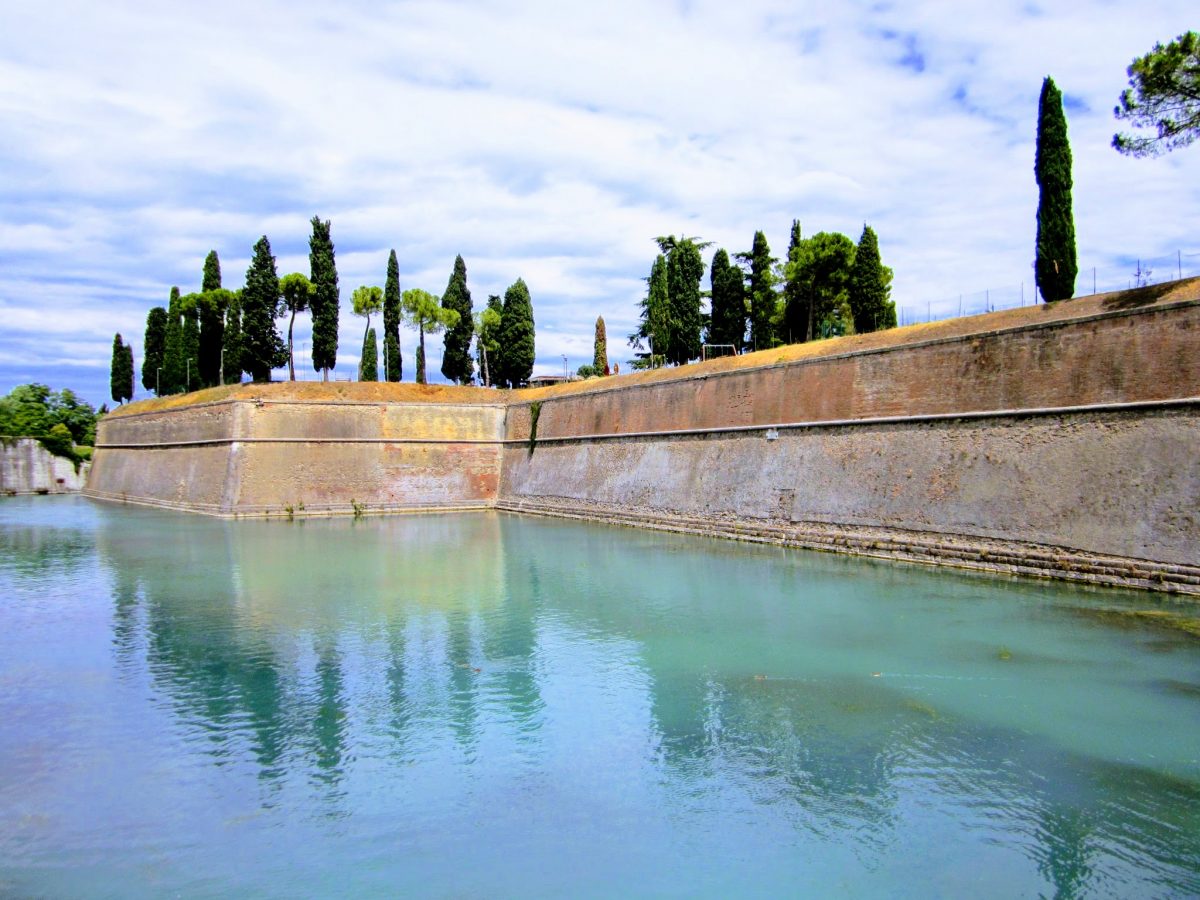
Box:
593;316;608;375
361;327;379;381
440;255;475;384
383;249;402;382
110;334;132;404
1035;76;1077;302
202;250;222;292
496;278;535;388
630;254;671;366
222;291;244;386
745;230;777;350
351;285;383;380
162;286;183;394
309;216;340;379
848;225;896;333
476;294;503;387
708;248;746;351
141;306;167;394
241;235;285;383
279;274;313;382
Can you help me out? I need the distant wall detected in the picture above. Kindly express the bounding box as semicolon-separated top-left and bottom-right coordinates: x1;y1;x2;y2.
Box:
1;439;88;494
87;399;505;516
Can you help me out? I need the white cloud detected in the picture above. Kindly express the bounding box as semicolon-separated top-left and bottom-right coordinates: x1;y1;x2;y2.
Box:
0;0;1197;404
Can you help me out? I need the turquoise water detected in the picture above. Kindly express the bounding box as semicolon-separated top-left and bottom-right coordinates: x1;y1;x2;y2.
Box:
1;497;1198;898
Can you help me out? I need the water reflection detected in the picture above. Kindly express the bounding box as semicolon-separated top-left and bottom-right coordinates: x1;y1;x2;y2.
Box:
2;497;1195;896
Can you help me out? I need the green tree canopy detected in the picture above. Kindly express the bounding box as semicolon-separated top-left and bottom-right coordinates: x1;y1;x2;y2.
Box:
742;230;777;350
659;236;706;366
383;249;402;383
401;288;459;384
708;247;746;352
629;254;671;367
1113;31;1200;156
202;250;222;292
179;293;201;391
1035;76;1077;302
475;297;502;387
222;291;244;386
111;333;133;404
309;216;340;379
848;225;896;333
197;289;233;388
241;235;286;383
352;285;384;380
142;306;167;394
782;220;808;344
279;273;313;382
162;286;184;394
360;327;379;382
593;316;608;375
0;385;101;446
496;278;535;388
785;232;857;339
440;255;475;384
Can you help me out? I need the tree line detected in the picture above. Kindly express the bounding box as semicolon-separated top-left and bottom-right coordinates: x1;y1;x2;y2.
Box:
0;383;104;468
628;223;895;366
126;217;538;400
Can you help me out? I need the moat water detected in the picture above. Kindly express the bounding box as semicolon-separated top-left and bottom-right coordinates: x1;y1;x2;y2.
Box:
1;496;1198;897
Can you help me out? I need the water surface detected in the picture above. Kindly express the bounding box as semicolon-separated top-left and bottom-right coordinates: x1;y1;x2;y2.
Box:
1;496;1198;897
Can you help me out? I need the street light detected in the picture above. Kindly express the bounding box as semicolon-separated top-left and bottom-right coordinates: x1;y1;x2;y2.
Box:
156;366;162;396
562;354;568;379
186;358;193;392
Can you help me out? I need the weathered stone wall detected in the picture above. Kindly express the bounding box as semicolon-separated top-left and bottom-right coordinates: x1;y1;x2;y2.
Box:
87;399;505;516
1;439;88;494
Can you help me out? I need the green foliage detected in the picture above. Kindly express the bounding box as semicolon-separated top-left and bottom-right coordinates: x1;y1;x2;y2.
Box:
110;333;133;404
198;289;233;387
39;423;79;468
475;296;503;387
180;294;201;391
527;400;541;454
162;286;184;394
785;232;857;339
402;287;459;385
1113;31;1200;156
309;216;340;378
383;249;402;382
496;278;535;388
0;384;101;446
1035;76;1077;303
630;254;671;366
576;364;597;378
440;255;475;385
848;225;896;333
141;306;167;394
222;291;244;386
709;247;746;351
782;221;808;344
742;230;778;350
241;235;286;383
593;315;608;375
360;327;379;382
279;273;313;382
658;235;706;366
202;250;222;292
352;285;384;380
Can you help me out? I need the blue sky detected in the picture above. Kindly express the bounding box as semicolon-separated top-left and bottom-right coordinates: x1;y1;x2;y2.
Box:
1;0;1197;407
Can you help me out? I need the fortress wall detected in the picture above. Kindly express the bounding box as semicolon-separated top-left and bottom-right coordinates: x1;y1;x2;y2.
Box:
0;439;89;494
87;399;505;516
509;300;1200;441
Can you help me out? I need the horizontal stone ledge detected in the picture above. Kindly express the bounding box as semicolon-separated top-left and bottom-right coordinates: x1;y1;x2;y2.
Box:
83;489;497;518
513;397;1200;445
94;437;506;449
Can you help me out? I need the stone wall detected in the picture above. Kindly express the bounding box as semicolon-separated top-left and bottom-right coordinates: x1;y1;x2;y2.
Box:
1;439;88;494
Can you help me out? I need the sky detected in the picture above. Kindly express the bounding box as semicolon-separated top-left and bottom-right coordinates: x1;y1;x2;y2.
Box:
1;0;1197;408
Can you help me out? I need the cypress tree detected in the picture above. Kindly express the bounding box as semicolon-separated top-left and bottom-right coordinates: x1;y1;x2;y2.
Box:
782;220;808;344
180;295;201;392
162;286;183;394
593;316;608;375
1035;76;1077;302
361;327;379;381
241;235;285;383
197;290;232;387
141;306;167;394
496;278;535;388
110;334;132;404
440;255;475;384
746;230;777;350
222;291;244;386
383;249;402;382
202;250;222;292
646;255;670;364
708;248;746;351
309;216;340;379
849;225;895;333
666;239;704;366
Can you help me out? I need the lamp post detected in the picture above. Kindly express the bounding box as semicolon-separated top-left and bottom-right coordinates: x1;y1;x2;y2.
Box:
186;358;192;392
561;355;568;379
156;366;161;396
